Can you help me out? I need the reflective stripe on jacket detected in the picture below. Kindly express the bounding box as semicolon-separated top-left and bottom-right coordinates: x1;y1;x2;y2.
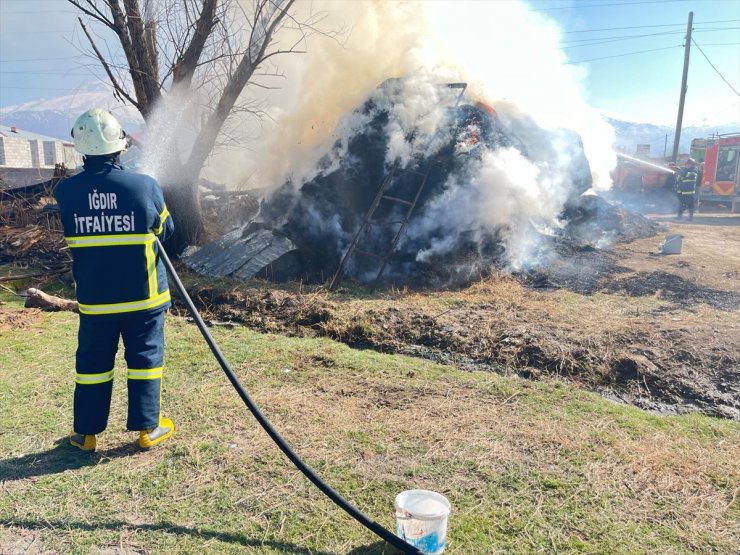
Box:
676;168;698;195
54;157;174;316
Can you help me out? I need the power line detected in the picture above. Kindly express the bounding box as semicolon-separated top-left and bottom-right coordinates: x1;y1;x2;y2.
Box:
562;28;740;49
691;38;740;97
534;0;688;11
0;56;82;63
0;10;77;15
686;100;740;127
709;101;739;119
561;26;739;45
561;29;686;47
561;19;739;34
0;86;84;91
566;44;681;64
1;30;70;34
0;70;100;76
692;26;740;32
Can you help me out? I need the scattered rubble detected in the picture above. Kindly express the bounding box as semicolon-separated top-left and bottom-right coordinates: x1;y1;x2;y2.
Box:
0;165;71;282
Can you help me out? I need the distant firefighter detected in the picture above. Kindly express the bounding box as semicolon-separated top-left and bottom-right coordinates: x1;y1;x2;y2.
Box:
676;158;699;221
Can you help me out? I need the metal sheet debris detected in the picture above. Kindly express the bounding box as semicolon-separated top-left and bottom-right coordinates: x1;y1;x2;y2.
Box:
183;228;296;279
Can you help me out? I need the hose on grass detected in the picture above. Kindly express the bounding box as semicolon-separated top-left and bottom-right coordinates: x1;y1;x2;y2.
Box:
157;238;420;554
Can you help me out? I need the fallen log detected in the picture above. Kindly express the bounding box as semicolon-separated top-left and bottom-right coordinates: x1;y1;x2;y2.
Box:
24;288;78;313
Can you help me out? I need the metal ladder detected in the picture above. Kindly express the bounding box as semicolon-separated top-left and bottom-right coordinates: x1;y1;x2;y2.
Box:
329;160;432;290
328;83;467;291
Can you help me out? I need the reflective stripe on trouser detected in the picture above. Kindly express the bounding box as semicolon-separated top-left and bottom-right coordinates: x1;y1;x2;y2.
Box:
74;310;166;434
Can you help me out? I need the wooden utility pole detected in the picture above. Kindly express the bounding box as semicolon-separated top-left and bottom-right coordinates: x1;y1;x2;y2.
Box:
672;11;693;163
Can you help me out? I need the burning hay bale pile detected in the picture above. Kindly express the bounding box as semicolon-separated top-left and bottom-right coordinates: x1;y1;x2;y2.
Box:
186;77;656;287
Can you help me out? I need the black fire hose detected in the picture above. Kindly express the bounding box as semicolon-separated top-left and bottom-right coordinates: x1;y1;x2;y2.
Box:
156;238;421;554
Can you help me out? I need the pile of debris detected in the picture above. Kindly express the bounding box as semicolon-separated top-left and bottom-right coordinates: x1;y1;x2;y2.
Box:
0;168;71;281
198;179;261;239
0;225;69;282
561;193;662;247
185;78;655;287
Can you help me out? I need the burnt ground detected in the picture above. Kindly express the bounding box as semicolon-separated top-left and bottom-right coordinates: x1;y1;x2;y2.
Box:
173;211;740;420
0;306;42;334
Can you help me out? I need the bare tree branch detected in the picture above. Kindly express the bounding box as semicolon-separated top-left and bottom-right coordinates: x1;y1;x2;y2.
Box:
103;0;153;115
172;0;218;88
183;0;296;176
66;0;115;31
78;17;141;110
142;0;159;78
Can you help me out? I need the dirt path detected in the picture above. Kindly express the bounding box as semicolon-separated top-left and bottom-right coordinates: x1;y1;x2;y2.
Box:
616;213;740;295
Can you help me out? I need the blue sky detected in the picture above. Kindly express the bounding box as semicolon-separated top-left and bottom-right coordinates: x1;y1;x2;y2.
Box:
529;0;740;125
0;0;738;126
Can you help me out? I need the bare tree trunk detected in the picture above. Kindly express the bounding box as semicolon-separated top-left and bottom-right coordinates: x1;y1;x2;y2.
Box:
162;179;204;254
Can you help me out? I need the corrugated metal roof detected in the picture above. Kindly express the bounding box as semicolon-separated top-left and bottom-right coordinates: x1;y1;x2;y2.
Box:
0;125;72;144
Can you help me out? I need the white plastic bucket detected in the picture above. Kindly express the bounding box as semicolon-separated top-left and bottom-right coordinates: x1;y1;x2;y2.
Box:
659;234;683;254
395;489;451;554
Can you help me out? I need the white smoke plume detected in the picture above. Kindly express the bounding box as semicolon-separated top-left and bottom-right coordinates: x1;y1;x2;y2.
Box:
217;0;616;187
406;146;572;270
145;0;618;271
419;0;616;189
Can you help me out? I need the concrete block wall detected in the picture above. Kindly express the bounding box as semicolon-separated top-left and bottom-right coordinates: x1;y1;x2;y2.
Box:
0;137;75;168
0;137;33;167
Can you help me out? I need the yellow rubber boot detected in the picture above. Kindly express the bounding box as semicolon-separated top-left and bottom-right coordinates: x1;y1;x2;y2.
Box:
69;431;96;452
139;417;175;449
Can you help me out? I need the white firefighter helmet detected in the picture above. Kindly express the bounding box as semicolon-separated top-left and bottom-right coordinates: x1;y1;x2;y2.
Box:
71;108;127;155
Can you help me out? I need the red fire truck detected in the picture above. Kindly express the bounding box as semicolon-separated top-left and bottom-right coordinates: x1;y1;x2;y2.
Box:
612;152;674;194
690;133;740;211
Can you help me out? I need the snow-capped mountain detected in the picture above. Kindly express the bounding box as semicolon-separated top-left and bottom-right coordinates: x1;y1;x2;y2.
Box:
0;81;736;154
0;81;143;140
607;117;738;157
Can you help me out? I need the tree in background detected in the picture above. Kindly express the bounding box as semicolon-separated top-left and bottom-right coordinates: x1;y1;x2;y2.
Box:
66;0;327;253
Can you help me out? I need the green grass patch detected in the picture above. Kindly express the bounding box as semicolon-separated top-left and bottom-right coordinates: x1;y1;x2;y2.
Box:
1;304;738;553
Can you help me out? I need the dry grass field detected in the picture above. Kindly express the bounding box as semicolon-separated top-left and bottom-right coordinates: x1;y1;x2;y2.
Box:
1;211;738;553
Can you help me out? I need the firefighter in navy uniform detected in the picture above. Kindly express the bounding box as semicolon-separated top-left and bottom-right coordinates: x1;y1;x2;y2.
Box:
676;158;699;221
55;109;175;451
